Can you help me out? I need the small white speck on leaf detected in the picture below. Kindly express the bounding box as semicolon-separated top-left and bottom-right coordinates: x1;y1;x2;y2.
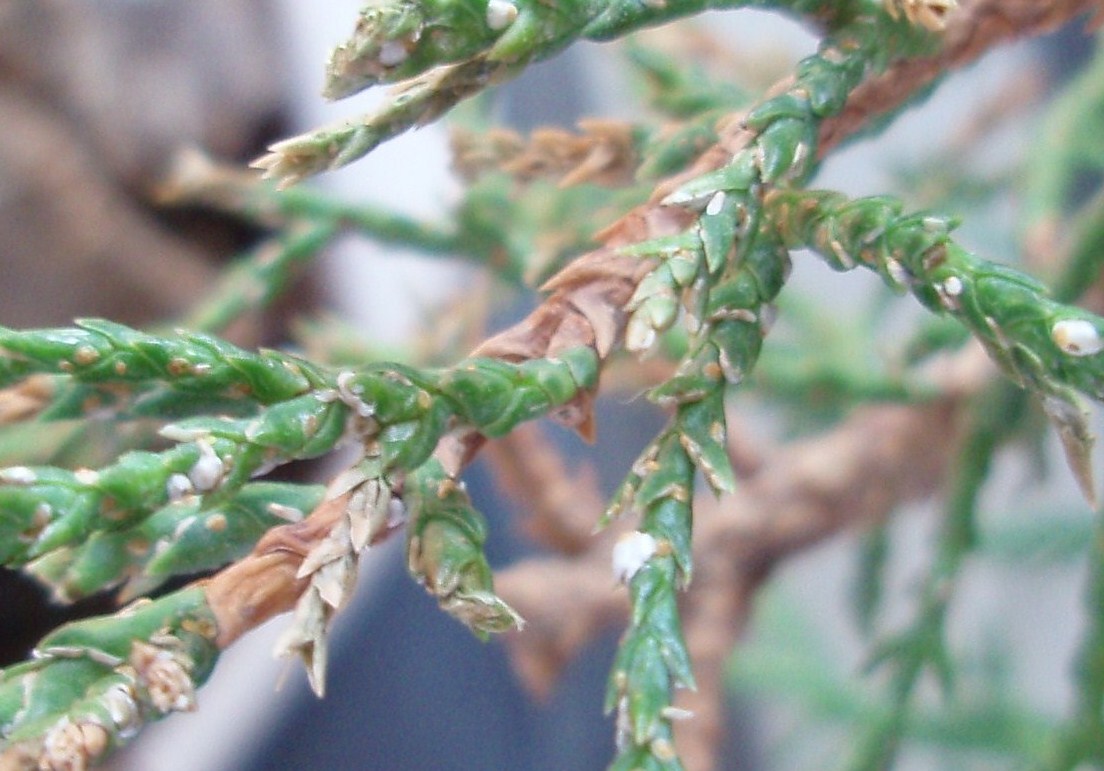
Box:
1052;319;1104;356
188;441;224;492
705;191;726;217
268;502;305;522
486;0;518;30
166;473;193;502
612;530;658;584
1;466;37;485
378;41;408;67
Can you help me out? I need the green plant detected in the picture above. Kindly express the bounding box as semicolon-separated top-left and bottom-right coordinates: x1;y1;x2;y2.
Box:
3;1;1104;769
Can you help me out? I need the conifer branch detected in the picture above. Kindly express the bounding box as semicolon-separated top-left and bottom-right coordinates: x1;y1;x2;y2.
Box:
4;1;1104;769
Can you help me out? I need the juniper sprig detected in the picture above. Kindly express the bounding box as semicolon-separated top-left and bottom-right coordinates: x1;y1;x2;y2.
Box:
253;0;874;187
10;1;1104;769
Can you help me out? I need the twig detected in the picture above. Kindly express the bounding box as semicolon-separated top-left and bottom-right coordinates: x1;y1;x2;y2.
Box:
497;345;991;768
817;0;1104;154
483;423;606;554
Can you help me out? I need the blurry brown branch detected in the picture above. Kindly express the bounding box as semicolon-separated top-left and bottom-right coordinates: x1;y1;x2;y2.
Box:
818;0;1104;153
451;120;640;188
483;423;607;554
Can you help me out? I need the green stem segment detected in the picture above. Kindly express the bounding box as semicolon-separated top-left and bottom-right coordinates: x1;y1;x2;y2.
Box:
324;0;851;99
600;10;942;768
403;458;523;636
182;223;339;336
0;588;220;768
846;384;1026;771
606;432;696;771
0;319;321;405
767;188;1104;501
1042;519;1104;769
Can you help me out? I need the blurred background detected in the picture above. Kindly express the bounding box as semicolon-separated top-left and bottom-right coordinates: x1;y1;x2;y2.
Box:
0;2;1099;769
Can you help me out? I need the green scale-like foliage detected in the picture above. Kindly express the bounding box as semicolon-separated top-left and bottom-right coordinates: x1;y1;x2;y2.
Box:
0;320;601;762
404;458;523;636
8;1;1104;770
256;0;881;185
0;319;320;404
0;588;220;757
768;188;1104;498
595;11;942;766
606;434;696;770
0;390;346;601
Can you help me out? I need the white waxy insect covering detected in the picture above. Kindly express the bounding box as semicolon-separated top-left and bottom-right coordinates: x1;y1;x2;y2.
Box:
486;0;518;30
1052;319;1104;357
612;530;659;584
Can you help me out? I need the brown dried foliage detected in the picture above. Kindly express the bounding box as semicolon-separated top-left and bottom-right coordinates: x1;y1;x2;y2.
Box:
451;119;640;188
